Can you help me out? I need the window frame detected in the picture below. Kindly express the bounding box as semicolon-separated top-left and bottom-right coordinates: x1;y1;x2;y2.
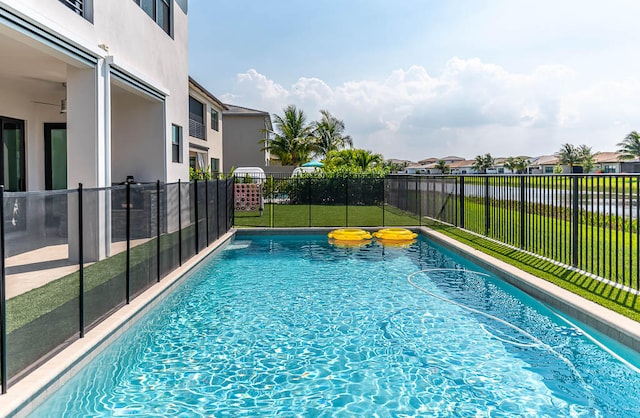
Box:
133;0;172;36
210;109;219;131
171;124;182;163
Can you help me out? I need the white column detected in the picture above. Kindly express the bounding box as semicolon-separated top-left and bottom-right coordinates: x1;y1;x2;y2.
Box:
67;60;111;261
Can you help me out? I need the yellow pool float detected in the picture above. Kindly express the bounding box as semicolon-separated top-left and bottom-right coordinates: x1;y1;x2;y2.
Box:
327;228;372;241
373;228;418;241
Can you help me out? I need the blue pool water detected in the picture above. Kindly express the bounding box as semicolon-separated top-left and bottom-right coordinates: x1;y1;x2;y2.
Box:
30;235;640;416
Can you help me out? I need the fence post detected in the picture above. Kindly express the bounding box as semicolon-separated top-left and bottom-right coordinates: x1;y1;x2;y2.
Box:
216;179;220;239
345;177;349;227
125;180;131;304
417;177;422;226
382;177;386;227
78;184;85;337
194;179;199;255
484;176;490;236
520;176;525;249
571;175;579;266
308;177;312;227
205;179;209;247
224;180;236;230
156;180;161;283
459;176;465;228
0;186;6;394
178;179;182;266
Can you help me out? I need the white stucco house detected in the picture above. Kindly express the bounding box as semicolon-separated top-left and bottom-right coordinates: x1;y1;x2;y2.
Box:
0;0;190;191
188;77;226;177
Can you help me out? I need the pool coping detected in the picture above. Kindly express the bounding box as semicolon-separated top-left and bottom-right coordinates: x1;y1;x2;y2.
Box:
4;226;640;416
1;231;236;418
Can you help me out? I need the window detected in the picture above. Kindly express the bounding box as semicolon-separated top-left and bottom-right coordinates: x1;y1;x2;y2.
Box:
189;96;206;139
133;0;171;35
172;124;182;163
59;0;93;22
211;109;219;131
544;166;554;173
211;158;220;175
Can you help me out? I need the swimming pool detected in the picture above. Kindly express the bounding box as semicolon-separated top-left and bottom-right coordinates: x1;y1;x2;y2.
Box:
29;234;640;416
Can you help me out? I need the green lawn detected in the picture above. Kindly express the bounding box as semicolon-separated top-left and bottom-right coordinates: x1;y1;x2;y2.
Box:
234;203;420;227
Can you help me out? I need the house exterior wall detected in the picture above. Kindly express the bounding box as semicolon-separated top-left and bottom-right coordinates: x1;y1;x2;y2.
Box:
188;86;224;174
222;114;269;173
0;0;189;187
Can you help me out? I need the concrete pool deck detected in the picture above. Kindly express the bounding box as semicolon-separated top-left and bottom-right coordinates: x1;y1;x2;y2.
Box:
3;226;640;416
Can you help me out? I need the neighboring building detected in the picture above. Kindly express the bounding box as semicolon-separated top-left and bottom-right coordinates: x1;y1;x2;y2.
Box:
440;156;465;165
222;104;273;174
529;155;560;174
0;0;190;191
592;152;625;173
449;160;477;174
188;77;227;176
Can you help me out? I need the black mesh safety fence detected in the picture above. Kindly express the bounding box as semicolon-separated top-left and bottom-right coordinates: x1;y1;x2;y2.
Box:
206;180;219;243
0;179;234;392
181;181;196;262
4;189;78;385
161;182;180;277
85;186;126;329
195;180;207;251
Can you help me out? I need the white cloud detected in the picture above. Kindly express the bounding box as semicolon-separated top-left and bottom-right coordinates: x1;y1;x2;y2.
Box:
223;59;640;160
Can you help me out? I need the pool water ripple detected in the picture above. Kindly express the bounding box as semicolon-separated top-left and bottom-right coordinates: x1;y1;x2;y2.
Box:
30;236;640;417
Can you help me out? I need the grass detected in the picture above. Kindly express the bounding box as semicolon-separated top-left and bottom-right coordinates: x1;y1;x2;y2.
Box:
234;204;420;227
422;219;640;321
6;229;188;334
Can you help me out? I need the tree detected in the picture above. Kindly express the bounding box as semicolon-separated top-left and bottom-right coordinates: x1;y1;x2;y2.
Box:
434;160;450;174
261;105;314;166
324;149;383;171
472;153;494;173
504;156;529;174
311;110;353;158
554;143;582;172
578;145;595;173
617;131;640;160
555;143;594;173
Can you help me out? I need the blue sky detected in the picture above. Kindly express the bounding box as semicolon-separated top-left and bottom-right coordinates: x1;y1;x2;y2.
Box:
189;0;640;161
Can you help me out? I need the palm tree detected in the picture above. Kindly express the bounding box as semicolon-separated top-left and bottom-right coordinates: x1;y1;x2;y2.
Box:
434;160;450;174
472;153;494;173
261;105;314;166
617;131;640;160
578;145;595;173
504;156;529;174
555;143;582;173
312;110;353;158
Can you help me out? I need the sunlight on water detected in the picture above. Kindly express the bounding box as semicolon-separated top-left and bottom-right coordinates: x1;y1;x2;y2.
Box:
30;235;640;417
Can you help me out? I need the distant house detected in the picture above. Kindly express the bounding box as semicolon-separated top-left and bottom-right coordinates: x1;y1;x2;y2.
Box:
449;160;477;174
222;104;273;174
529;155;560;174
188;77;227;176
440;156;465;165
592;152;625;173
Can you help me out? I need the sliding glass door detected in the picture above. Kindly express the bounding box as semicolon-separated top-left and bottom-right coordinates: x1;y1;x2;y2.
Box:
44;123;67;190
1;117;26;192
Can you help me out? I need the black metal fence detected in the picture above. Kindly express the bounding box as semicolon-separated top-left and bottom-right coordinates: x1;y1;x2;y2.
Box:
235;173;640;292
0;179;234;393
